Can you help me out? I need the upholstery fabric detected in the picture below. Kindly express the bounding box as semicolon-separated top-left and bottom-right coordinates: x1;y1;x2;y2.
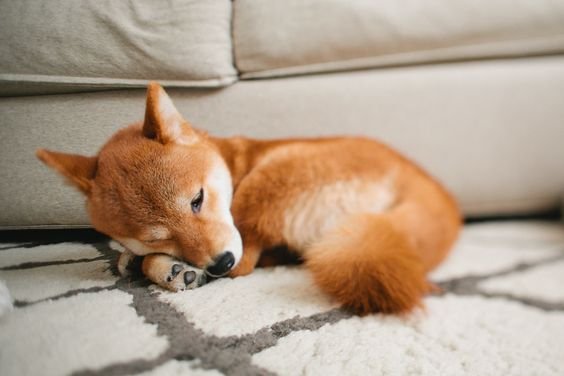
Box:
1;56;563;228
0;0;236;96
234;0;564;78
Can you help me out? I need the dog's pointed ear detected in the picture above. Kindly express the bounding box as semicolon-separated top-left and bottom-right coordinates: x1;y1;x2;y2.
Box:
36;149;97;195
143;82;198;144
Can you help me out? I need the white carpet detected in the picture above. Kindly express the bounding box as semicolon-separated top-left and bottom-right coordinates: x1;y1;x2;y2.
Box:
1;221;564;376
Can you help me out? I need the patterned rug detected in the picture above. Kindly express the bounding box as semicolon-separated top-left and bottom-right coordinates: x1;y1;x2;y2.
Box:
1;221;564;376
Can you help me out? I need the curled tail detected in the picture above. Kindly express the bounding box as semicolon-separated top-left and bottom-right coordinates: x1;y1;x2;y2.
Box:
305;213;431;315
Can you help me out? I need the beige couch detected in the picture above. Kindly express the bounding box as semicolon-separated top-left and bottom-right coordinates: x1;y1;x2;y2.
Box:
1;0;564;229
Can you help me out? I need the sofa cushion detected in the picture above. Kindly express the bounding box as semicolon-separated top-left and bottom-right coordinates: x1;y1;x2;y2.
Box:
234;0;564;78
1;56;564;228
0;0;237;96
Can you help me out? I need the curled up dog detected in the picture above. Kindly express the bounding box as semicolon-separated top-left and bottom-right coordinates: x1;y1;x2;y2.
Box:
37;82;460;315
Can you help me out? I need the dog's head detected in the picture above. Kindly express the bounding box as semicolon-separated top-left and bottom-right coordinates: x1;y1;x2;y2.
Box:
37;83;242;277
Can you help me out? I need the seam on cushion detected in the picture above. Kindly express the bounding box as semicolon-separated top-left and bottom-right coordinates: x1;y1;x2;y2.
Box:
0;224;92;230
0;74;239;95
237;34;564;79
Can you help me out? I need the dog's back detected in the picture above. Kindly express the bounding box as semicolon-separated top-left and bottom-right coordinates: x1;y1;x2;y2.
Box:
223;135;460;314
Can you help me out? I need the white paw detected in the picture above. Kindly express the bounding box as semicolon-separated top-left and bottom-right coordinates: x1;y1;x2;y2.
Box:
162;262;207;292
117;249;136;277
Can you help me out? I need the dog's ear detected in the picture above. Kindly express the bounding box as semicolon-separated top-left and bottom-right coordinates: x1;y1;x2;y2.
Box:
143;82;198;145
36;149;97;195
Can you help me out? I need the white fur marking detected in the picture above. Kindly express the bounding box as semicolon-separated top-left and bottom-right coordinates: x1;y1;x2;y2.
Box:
174;159;242;266
149;226;171;241
157;88;197;145
117;249;136;277
283;178;396;251
159;91;181;129
108;240;126;253
116;238;173;257
207;161;243;266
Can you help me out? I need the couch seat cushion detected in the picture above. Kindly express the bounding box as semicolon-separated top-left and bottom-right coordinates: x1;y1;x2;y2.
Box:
0;0;237;96
234;0;564;78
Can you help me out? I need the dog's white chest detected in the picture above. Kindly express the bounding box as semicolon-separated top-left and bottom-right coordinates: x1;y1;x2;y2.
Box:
282;179;395;251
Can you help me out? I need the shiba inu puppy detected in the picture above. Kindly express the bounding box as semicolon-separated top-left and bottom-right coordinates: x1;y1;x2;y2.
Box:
37;82;460;314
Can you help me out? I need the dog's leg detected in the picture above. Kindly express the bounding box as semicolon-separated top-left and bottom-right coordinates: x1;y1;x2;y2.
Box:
229;240;262;277
117;248;137;277
142;254;207;291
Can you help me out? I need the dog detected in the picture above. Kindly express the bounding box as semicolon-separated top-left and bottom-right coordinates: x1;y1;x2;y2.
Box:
37;82;460;314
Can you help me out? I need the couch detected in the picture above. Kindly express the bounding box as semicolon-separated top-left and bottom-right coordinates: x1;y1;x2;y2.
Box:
1;0;564;229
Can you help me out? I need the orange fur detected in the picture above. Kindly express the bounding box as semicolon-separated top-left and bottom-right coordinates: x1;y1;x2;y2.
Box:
306;214;429;315
37;82;461;314
36;150;97;194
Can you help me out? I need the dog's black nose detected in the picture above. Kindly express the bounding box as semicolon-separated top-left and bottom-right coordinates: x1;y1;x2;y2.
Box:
205;251;235;277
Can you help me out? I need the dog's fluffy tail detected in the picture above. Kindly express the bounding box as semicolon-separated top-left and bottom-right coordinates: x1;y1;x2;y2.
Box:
305;213;431;315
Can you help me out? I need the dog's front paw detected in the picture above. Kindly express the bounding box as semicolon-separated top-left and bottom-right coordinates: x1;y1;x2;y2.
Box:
142;254;207;292
117;249;139;277
163;262;207;292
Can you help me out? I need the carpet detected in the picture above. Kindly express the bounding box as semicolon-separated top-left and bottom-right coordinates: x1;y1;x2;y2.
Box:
1;220;564;376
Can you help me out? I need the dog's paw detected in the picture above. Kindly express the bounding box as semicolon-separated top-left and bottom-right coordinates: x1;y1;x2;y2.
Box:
163;262;207;292
117;249;136;277
140;253;207;292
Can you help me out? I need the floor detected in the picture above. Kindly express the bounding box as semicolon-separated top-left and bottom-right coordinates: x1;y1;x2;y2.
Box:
1;220;564;375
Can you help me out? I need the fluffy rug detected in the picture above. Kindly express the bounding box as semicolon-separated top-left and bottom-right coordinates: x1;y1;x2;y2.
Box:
1;221;564;376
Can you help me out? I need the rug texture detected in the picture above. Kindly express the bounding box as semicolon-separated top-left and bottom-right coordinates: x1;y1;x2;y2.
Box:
1;221;564;376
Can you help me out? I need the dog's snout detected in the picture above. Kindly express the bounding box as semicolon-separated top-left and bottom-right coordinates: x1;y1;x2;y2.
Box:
205;251;235;277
